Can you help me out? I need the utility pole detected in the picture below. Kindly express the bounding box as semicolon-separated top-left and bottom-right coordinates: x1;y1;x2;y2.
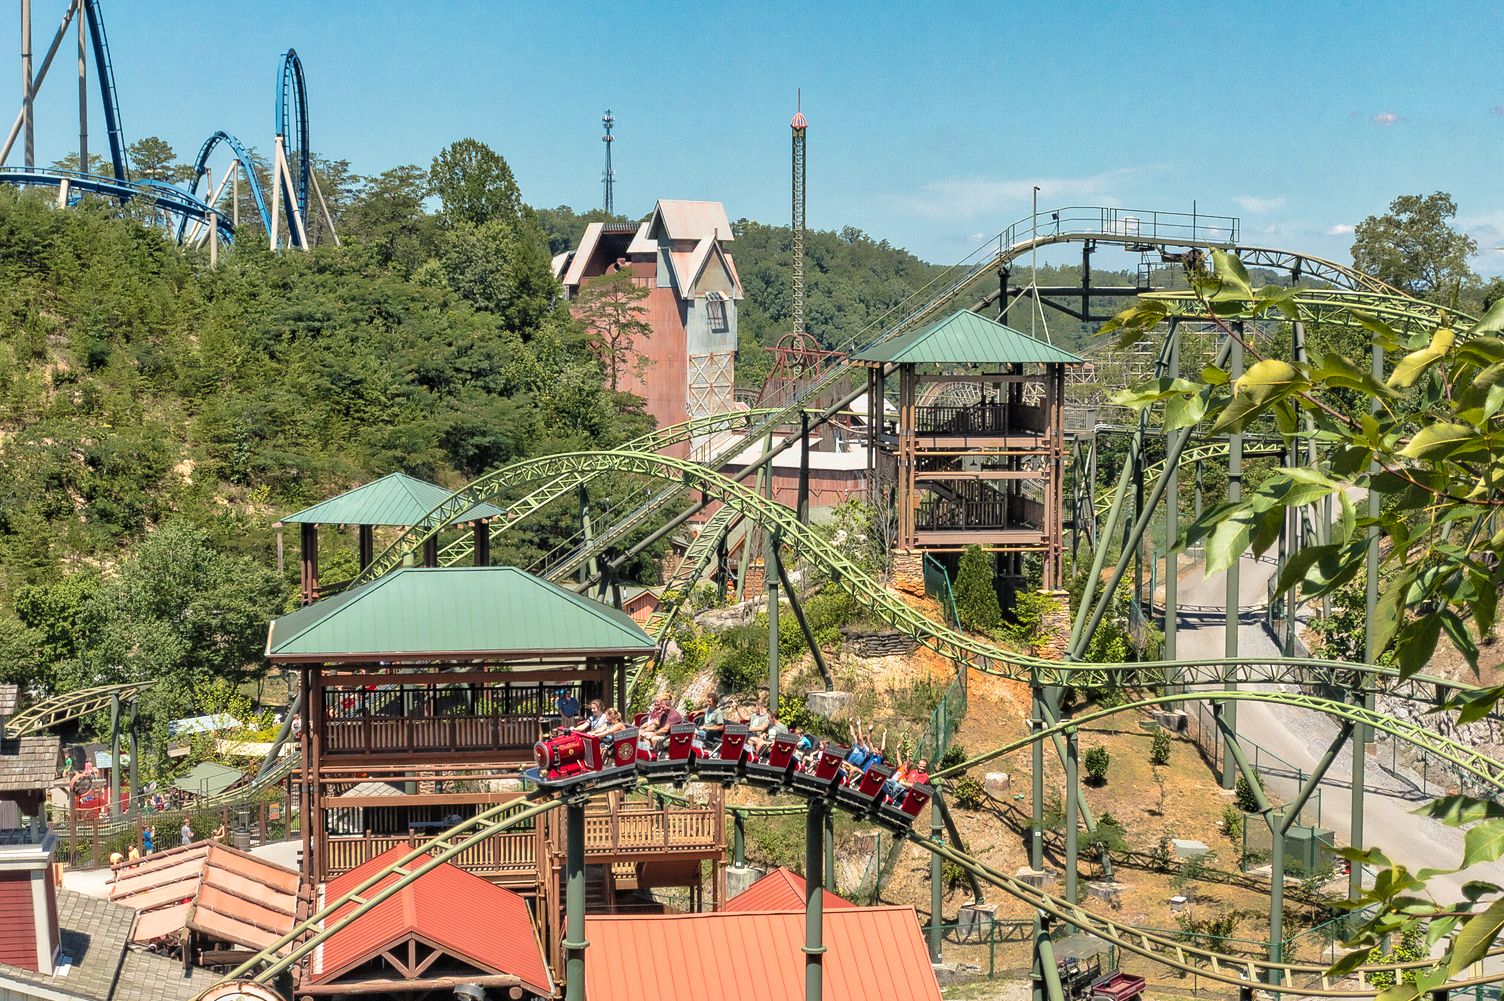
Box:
600;109;615;215
790;91;807;336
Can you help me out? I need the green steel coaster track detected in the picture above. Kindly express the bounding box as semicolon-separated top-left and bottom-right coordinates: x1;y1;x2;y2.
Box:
369;446;1492;710
4;681;155;738
205;687;1504;1000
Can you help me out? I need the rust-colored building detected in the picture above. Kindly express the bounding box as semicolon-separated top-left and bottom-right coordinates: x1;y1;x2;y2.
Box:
556;201;742;449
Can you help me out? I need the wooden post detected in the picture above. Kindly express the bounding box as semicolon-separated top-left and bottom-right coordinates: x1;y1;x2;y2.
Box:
474;520;491;567
357;524;374;570
299;523;319;604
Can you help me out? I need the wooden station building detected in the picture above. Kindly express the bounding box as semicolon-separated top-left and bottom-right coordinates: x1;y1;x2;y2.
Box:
856;310;1084;592
265;565;728;984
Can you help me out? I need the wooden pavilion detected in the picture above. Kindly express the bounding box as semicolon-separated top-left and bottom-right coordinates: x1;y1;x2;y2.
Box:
856;309;1084;595
265;565;728;971
276;473;506;604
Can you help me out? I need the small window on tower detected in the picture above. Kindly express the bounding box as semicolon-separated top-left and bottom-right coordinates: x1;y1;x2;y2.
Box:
706;292;729;333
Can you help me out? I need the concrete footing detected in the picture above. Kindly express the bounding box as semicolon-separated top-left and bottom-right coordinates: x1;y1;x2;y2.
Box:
1016;866;1056;890
726;865;765;899
805;690;852;717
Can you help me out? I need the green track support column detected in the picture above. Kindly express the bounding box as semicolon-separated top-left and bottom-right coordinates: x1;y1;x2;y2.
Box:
798;411;811;525
1064;726;1079;905
805;799;827;1001
109;694;120;820
1354;341;1384;900
824;809;836;891
1268;809;1286;985
577;486;595;587
1030;685;1045;871
564;794;587;1001
1034;918;1065;1001
929;795;944;962
1164;322;1179;666
128;702;138;816
1221;327;1244;790
733;811;745;868
766;449;780;711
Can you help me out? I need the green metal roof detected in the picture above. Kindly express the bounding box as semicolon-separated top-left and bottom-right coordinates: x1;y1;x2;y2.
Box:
266;567;655;662
172;761;244;798
853;309;1085;366
279;472;505;527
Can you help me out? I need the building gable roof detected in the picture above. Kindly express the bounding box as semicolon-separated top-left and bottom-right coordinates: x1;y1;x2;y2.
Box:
265;566;655;662
314;844;552;996
584;905;942;1001
110;841;298;952
646;200;733;244
722;866;855;913
278;472;504;528
854;309;1085;366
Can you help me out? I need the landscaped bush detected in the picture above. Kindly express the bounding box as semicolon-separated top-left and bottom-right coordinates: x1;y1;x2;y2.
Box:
954;545;1001;632
1084;746;1111;785
1150;727;1172;766
949;776;987;810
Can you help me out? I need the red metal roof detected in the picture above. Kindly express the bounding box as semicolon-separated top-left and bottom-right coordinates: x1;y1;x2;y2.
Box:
722;867;855;913
584;905;942;1001
314;844;552;996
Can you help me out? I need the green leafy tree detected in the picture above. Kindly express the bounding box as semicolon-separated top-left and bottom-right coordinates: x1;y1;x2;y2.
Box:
67;521;287;729
954;545;1001;633
430;138;523;227
1351;192;1477;303
573;268;651;391
126;137;191;183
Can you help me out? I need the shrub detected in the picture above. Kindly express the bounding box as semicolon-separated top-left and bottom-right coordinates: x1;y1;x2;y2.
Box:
954;545;1001;633
1084;746;1111;785
1222;805;1243;842
1234;775;1262;813
938;743;967;771
1150;727;1171;766
950;776;987;810
1150;835;1173;872
941;860;969;891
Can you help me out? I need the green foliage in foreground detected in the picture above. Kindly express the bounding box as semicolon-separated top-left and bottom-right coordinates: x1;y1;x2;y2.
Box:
1105;247;1504;998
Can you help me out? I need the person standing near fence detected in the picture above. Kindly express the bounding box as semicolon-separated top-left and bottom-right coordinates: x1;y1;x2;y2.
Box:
180;819;192;847
143;827;154;855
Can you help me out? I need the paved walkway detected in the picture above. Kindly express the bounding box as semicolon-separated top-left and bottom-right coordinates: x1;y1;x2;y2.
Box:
1170;553;1504;907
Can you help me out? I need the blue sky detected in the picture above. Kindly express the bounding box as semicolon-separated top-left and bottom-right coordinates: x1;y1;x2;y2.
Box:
14;1;1504;271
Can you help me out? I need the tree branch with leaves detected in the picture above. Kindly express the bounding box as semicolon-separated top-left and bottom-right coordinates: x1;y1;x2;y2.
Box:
1106;249;1504;1000
573;268;651;392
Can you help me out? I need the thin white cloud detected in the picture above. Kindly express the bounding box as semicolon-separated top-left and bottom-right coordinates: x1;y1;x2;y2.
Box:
1324;224;1354;236
894;167;1150;220
1234;195;1286;213
1371;111;1402;127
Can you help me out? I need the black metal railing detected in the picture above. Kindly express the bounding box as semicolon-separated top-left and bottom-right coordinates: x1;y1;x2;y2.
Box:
915;402;1008;435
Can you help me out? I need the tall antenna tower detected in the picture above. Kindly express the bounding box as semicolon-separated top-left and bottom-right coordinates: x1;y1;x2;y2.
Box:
601;109;616;214
790;91;807;335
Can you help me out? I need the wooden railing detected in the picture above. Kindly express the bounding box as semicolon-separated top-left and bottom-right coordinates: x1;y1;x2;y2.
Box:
323;714;545;755
323;807;722;880
325;830;538;879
